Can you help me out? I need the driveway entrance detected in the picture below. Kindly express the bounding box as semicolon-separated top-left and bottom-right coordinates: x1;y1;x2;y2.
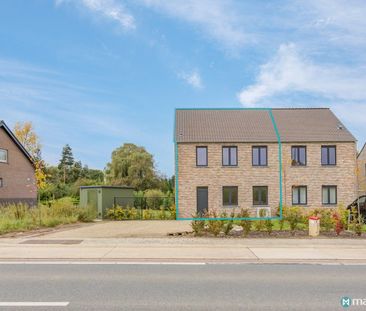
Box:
35;221;192;239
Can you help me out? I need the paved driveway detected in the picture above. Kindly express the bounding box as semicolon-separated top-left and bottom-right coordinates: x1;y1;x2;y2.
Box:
35;221;192;239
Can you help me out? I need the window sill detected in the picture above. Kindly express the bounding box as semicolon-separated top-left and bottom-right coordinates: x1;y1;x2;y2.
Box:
222;205;239;208
252;166;269;168
322;204;337;207
321;165;337;167
291;165;307;168
196;166;209;168
252;205;269;208
222;166;238;168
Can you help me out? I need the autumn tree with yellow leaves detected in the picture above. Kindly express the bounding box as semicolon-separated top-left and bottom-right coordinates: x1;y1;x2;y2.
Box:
14;122;47;201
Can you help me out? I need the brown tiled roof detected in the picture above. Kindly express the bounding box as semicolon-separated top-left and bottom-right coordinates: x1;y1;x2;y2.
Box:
175;108;356;143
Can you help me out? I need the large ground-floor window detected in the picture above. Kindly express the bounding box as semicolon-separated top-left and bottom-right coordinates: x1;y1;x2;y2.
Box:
292;186;307;205
222;186;238;206
322;185;337;205
253;186;268;206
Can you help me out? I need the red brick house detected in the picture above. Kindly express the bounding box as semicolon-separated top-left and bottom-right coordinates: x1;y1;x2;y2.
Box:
0;120;37;206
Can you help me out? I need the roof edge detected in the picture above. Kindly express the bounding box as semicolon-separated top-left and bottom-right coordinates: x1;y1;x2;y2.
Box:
358;142;366;158
175;107;330;111
0;120;35;167
79;186;135;189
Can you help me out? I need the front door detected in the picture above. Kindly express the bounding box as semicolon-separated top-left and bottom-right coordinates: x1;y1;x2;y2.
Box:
196;187;208;216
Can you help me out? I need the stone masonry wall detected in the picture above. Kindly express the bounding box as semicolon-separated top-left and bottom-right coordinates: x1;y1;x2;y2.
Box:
357;147;366;195
177;142;357;218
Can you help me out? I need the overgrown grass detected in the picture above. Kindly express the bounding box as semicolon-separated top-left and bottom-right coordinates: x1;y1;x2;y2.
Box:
0;197;96;235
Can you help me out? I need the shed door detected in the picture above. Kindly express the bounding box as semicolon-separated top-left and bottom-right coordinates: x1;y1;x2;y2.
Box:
196;187;208;216
87;190;100;218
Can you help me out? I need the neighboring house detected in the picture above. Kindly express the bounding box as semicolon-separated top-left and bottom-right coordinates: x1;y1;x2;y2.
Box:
357;143;366;194
174;108;357;218
0;120;37;206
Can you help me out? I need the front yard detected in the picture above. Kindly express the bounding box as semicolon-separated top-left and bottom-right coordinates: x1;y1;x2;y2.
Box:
190;206;366;238
0;197;95;235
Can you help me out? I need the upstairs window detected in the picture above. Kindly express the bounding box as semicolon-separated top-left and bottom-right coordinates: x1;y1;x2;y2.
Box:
292;186;307;205
223;186;238;206
222;146;237;166
253;186;268;205
291;146;306;166
321;146;336;165
0;149;7;163
252;146;267;166
196;146;208;166
0;178;3;188
322;186;337;205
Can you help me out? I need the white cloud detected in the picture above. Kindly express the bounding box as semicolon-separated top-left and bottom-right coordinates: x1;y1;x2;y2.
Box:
140;0;246;50
238;43;366;106
56;0;136;30
303;0;366;47
179;70;203;89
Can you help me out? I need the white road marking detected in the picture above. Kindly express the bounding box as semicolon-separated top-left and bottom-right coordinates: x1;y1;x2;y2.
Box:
0;261;365;265
0;302;69;307
0;261;207;265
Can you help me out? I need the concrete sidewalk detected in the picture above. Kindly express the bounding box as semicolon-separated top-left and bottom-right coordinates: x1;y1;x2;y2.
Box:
0;237;366;264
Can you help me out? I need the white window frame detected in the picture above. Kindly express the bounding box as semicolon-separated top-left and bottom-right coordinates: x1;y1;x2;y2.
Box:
0;149;8;163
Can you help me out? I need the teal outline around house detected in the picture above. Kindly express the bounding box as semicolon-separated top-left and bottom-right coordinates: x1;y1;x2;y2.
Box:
174;108;283;221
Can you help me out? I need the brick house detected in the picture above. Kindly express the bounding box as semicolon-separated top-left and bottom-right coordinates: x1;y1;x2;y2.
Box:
174;108;357;218
0;120;37;206
357;143;366;195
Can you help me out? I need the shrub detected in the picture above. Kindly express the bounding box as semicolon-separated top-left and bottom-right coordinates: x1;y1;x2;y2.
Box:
265;219;273;235
332;207;348;236
336;205;350;231
77;206;96;222
127;207;139;220
50;197;77;218
319;209;333;232
207;220;222;236
158;207;167;220
144;189;164;210
191;213;205;236
107;205;138;220
206;210;222;236
221;212;233;236
142;209;153;220
351;208;364;236
169;204;176;220
254;209;267;232
286;206;302;235
238;209;251;236
278;206;286;231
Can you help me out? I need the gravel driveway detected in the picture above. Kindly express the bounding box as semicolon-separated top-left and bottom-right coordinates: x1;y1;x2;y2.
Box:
34;220;192;239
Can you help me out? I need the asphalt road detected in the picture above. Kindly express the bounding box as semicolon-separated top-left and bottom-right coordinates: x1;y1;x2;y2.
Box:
0;263;364;310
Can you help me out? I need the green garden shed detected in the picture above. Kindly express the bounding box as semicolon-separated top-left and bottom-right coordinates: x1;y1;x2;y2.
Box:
79;186;134;219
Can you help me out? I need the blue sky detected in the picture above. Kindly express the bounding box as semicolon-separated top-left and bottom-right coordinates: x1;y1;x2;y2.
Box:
1;0;366;176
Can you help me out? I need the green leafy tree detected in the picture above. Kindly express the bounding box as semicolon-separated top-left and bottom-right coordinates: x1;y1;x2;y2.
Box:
157;175;175;193
58;144;75;183
105;143;158;190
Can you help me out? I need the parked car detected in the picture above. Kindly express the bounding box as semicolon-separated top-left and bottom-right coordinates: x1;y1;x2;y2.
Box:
347;196;366;220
